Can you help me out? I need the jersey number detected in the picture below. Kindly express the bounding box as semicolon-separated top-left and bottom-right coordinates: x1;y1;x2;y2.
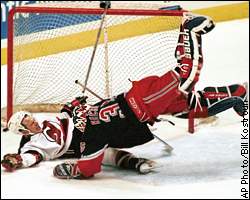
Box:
99;103;125;122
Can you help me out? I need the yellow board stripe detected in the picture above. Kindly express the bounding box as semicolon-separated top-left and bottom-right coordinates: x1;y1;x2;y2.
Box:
1;48;7;66
1;2;249;66
13;16;181;63
192;2;249;22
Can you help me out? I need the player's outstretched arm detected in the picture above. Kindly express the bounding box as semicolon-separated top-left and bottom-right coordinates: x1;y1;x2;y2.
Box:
1;153;23;172
1;151;43;172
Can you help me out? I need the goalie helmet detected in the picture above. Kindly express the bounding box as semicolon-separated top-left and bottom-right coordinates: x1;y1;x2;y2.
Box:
8;111;32;135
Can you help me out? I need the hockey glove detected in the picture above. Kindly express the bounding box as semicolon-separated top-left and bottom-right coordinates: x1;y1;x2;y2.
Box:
61;96;88;117
1;153;23;172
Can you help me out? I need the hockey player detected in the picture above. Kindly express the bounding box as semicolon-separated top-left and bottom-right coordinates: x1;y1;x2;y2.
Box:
2;14;247;179
1;109;157;178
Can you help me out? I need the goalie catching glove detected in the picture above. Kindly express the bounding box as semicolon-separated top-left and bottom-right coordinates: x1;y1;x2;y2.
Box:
1;153;23;172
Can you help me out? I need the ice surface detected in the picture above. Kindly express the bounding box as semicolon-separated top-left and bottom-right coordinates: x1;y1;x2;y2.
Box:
1;19;249;199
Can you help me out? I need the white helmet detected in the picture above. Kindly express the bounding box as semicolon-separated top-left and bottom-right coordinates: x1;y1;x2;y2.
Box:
8;111;32;135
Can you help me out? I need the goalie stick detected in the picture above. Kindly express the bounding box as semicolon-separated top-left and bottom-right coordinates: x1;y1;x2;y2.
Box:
75;80;104;101
153;133;174;153
82;1;110;95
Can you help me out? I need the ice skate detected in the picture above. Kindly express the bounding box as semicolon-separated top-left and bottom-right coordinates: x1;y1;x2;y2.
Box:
53;162;90;180
136;158;159;174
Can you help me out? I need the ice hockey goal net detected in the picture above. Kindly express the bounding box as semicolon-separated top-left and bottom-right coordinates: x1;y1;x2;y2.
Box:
6;2;185;122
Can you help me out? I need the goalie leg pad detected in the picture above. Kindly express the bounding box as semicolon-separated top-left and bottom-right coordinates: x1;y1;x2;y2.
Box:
174;24;203;93
174;14;214;94
188;84;247;117
183;13;215;35
208;97;244;116
171;83;247;118
204;84;247;116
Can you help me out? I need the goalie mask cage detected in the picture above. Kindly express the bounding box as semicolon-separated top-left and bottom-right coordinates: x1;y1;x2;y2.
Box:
7;2;193;129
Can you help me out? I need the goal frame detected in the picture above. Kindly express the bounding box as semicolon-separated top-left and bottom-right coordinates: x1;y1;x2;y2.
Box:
7;6;185;121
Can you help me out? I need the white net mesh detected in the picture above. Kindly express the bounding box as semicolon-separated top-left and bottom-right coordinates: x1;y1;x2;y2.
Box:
10;2;183;112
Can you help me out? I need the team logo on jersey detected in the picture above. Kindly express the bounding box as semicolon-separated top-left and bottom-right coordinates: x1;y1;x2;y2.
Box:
73;105;89;133
42;120;62;144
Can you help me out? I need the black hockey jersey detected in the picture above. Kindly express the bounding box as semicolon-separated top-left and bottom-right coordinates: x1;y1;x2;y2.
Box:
18;94;154;161
71;93;154;157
